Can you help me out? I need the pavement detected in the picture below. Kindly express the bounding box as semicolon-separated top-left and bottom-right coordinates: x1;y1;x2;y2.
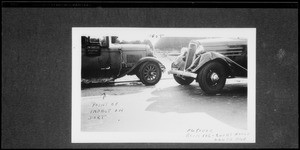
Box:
79;53;250;142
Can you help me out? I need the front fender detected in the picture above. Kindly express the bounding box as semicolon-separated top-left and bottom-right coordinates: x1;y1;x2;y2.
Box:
137;57;166;71
125;57;166;76
191;52;232;73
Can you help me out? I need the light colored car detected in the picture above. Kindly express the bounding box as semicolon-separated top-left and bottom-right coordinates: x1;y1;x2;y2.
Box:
82;36;165;85
168;37;247;94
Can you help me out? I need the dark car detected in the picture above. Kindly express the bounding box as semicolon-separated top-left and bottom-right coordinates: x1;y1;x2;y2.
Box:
82;36;165;85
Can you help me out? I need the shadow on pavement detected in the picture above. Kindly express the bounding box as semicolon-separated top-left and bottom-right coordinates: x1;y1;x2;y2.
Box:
81;81;155;97
145;84;248;129
219;83;247;96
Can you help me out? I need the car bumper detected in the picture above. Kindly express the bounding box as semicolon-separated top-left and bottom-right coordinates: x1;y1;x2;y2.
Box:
167;69;197;78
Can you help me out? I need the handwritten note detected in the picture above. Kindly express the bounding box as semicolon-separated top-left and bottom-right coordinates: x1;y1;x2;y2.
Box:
186;128;250;142
81;94;253;143
87;101;124;120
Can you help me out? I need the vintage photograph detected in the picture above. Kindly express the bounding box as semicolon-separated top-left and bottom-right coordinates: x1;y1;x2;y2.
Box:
72;28;256;143
2;1;297;147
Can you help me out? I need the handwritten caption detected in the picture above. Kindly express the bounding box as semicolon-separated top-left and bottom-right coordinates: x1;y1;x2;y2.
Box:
186;128;250;142
87;102;124;120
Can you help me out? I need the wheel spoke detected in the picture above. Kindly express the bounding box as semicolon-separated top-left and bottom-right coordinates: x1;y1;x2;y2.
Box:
140;63;160;83
145;67;149;72
149;66;153;71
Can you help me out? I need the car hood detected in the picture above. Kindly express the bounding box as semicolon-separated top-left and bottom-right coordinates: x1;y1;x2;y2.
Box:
190;38;247;54
193;38;247;47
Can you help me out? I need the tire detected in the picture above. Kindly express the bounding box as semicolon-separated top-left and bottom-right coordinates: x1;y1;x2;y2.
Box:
138;62;162;85
173;75;194;85
136;72;141;80
172;61;194;85
198;61;227;94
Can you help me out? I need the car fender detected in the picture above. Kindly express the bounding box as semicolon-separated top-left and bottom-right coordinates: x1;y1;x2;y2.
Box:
122;57;166;76
191;52;235;74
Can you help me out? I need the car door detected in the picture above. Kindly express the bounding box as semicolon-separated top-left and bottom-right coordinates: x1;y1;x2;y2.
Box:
104;40;122;76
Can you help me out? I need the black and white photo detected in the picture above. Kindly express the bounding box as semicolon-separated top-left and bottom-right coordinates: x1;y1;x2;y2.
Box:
72;28;256;143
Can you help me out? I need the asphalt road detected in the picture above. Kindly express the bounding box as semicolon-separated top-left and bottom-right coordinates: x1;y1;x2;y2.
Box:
80;53;248;135
81;75;247;132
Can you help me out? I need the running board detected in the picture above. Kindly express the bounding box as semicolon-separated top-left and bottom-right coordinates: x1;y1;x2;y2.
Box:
82;77;114;84
168;70;197;78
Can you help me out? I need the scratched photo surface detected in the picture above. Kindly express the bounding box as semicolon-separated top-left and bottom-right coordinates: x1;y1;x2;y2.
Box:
72;28;256;143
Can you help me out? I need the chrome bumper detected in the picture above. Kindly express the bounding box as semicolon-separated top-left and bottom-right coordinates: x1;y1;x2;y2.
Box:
167;69;197;78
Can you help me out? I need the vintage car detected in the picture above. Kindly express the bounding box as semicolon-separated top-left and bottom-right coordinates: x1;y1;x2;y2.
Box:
82;36;165;85
168;37;247;94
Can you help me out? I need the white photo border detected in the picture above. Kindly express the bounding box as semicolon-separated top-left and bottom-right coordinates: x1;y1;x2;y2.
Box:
72;28;256;143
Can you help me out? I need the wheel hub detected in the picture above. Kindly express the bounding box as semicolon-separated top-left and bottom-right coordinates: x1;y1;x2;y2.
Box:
210;72;219;82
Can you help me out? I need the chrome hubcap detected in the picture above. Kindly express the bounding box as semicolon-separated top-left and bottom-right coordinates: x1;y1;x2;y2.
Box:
210;72;219;82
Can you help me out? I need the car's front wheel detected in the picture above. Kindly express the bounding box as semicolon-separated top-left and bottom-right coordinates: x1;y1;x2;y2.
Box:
198;61;227;94
138;62;162;85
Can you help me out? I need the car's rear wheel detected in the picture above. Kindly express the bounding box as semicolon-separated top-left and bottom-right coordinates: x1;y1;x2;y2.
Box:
139;62;162;85
198;61;226;94
173;75;194;85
